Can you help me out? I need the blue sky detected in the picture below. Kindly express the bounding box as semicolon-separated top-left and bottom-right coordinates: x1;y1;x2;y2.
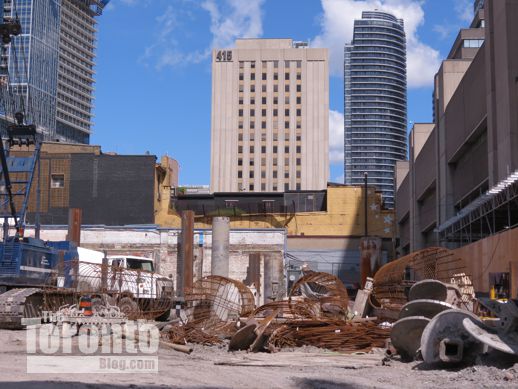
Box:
93;0;475;185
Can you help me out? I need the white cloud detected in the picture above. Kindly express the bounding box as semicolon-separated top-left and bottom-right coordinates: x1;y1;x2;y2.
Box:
202;0;265;49
432;24;453;40
142;0;265;69
312;0;441;88
455;0;474;22
329;110;344;165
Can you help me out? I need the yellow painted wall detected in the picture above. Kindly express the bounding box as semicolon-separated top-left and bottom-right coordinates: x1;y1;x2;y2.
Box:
155;185;395;238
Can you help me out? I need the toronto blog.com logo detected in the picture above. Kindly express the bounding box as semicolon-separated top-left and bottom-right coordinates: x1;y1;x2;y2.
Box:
26;317;159;374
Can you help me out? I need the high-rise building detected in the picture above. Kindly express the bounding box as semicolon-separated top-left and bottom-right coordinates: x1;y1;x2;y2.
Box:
0;0;109;143
344;11;407;208
210;39;329;193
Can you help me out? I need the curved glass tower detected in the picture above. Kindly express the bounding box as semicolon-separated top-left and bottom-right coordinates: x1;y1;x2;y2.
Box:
344;10;407;208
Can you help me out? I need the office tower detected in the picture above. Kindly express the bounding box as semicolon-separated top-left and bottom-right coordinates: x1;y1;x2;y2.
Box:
0;0;109;143
344;11;407;208
210;39;329;193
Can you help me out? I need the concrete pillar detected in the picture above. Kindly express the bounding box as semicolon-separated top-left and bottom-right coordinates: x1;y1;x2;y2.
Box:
211;217;229;277
264;254;283;303
177;211;194;299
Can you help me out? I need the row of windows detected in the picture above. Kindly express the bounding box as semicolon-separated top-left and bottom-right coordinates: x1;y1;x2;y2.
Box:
240;60;303;69
463;39;484;48
238;170;302;180
239;84;302;93
61;38;94;64
59;65;93;89
238;183;301;192
239;72;302;81
353;32;405;44
350;76;405;88
239;145;302;154
238;108;302;117
60;56;93;80
349;89;406;101
350;70;406;82
239;121;302;130
240;96;302;105
350;102;406;111
238;158;302;166
352;46;406;58
349;83;405;93
350;51;406;63
239;133;302;142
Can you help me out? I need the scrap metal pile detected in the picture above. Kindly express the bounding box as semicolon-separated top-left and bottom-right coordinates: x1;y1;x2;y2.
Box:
163;272;390;354
371;247;518;366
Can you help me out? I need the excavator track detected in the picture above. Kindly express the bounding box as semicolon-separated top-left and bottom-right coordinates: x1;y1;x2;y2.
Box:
0;288;43;329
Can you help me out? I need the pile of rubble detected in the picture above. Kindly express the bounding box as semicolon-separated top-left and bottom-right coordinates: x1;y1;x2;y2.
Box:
160;272;390;354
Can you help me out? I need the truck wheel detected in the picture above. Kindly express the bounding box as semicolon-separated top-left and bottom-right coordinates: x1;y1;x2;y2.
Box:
118;297;140;319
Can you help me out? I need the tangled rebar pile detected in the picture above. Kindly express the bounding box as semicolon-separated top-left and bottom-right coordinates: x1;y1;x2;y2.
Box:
267;320;390;353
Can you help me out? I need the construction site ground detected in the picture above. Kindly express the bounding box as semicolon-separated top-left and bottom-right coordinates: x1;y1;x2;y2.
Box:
0;329;517;388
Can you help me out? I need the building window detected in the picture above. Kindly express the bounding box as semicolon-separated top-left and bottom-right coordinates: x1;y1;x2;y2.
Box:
238;146;243;153
285;60;290;67
51;174;65;188
238;159;243;166
273;97;278;104
284;183;289;191
285;73;290;80
285;96;289;104
296;183;301;191
273;60;279;68
296;85;301;92
261;133;267;141
262;109;267;116
261;121;266;129
284;171;289;178
238;171;242;178
262;73;267;80
261;158;266;166
261;146;266;153
239;98;243;105
296;109;301;116
250;159;255;166
250;171;254;178
250;145;255;153
250;133;255;141
285;85;289;92
251;73;255;80
239;109;243;117
251;85;255;92
238;122;243;129
285;158;289;165
262;85;267;92
296;96;301;104
239;85;244;92
296;158;301;166
273;158;278;166
285;146;289;153
273;145;278;153
261;183;266;191
285;121;289;129
251;97;255;105
296;121;301;129
296;145;301;153
296;171;301;178
273;85;278;92
273;73;278;80
273;185;277;191
261;171;266;178
239;73;244;81
273;170;277;178
273;109;278;116
250;121;255;129
250;109;255;116
249;184;254;191
238;133;243;141
285;109;290;116
262;97;267;104
296;135;301;141
296;73;301;80
296;61;302;68
251;62;256;69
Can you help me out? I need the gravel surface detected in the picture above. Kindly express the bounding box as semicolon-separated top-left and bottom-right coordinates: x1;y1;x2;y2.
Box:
0;329;517;388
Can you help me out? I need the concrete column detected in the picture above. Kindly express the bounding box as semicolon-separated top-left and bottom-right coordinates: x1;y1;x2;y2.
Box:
211;217;230;277
177;211;194;299
264;254;283;303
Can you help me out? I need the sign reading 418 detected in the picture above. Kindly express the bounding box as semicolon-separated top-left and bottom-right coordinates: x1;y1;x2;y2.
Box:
216;50;232;62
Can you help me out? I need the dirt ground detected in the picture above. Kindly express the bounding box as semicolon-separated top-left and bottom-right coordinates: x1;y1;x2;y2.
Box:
1;329;518;388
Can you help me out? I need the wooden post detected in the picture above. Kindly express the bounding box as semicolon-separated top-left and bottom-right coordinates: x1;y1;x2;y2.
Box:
67;208;82;246
510;261;518;299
